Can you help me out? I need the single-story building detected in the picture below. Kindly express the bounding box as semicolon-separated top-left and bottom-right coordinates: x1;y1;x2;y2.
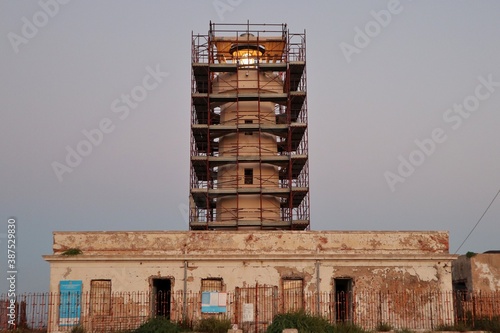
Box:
43;230;457;332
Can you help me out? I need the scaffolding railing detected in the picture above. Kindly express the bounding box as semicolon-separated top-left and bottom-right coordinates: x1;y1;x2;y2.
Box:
190;23;309;230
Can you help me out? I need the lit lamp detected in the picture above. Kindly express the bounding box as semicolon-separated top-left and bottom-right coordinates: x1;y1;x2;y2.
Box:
229;43;265;67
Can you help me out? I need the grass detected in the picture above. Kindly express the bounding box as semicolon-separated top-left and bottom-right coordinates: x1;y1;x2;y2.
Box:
434;323;468;332
194;317;232;333
376;322;392;332
330;322;367;333
133;317;183;333
435;316;500;333
70;326;85;333
266;311;332;333
395;329;414;333
470;316;500;333
61;248;82;255
266;311;367;333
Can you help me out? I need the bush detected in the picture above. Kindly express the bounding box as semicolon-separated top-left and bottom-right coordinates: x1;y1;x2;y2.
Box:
266;311;366;333
434;323;469;332
134;317;182;333
330;322;367;333
395;329;414;333
70;326;86;333
194;316;232;333
62;248;82;256
376;322;392;332
470;316;500;333
177;318;194;331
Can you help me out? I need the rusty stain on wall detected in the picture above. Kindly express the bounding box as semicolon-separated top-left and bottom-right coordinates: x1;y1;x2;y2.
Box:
49;230;451;256
45;230;456;297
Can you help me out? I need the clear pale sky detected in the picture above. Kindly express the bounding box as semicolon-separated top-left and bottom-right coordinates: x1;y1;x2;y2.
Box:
1;0;499;293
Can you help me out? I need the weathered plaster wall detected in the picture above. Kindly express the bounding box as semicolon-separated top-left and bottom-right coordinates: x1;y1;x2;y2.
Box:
471;254;500;291
46;257;454;296
49;230;450;256
453;253;500;292
44;230;456;333
45;230;454;294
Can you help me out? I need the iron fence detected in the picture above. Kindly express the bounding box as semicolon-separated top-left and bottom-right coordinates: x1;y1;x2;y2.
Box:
1;289;499;332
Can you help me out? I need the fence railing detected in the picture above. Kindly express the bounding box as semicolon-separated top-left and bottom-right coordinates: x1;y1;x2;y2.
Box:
1;290;499;332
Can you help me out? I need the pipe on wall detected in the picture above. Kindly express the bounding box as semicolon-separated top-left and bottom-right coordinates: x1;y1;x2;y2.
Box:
183;260;188;320
316;260;321;314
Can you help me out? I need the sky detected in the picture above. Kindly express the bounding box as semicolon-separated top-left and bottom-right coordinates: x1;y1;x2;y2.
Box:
1;0;499;293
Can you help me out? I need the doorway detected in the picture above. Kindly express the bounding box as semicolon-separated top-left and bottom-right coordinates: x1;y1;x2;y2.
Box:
453;280;468;321
334;278;353;322
152;278;171;319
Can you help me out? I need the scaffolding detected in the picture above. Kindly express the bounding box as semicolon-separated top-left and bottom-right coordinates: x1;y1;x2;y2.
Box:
189;22;309;230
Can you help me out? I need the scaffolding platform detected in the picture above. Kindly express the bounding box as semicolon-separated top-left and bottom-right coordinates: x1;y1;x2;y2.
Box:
192;61;305;94
191;123;307;153
190;22;310;230
191;155;307;182
189;219;309;230
192;91;306;124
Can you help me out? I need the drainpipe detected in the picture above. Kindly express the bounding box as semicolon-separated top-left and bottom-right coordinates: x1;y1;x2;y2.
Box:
316;260;321;315
183;260;188;321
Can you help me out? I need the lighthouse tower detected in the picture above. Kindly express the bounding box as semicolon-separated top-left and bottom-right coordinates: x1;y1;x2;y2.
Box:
190;23;309;230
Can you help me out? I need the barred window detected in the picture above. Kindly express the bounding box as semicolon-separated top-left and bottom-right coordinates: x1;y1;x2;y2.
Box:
282;278;303;312
90;280;111;316
244;169;253;184
201;278;223;292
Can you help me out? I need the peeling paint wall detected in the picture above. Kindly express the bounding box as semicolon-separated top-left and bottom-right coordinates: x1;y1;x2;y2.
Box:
46;230;454;294
44;230;456;333
46;258;454;294
49;230;450;256
453;253;500;292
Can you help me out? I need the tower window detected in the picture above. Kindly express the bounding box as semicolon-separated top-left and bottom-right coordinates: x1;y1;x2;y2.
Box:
244;169;253;184
244;119;253;135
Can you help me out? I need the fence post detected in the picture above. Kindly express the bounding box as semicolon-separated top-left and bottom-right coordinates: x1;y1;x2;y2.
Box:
6;289;500;331
255;283;258;333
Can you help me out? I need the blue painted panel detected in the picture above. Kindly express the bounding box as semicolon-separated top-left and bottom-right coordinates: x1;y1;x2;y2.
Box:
59;280;82;326
201;291;227;313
